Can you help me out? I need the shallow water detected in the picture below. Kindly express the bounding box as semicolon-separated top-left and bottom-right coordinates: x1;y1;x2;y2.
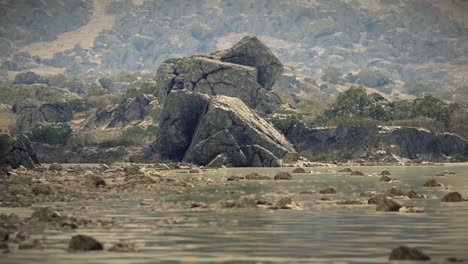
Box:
3;164;468;263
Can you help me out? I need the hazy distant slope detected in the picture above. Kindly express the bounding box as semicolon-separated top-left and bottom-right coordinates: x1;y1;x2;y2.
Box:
1;0;467;90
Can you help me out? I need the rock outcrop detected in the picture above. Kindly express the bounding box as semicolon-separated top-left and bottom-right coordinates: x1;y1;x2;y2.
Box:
139;90;295;167
14;102;73;131
155;35;283;115
85;94;158;129
0;133;39;169
287;125;468;162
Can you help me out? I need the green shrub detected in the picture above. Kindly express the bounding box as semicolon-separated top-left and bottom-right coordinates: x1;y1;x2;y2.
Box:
266;110;305;135
27;122;73;144
120;126;155;146
321;66;343;84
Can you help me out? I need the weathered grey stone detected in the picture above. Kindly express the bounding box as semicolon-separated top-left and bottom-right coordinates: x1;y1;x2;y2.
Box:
319;186;336;194
69;235;103;251
389;245;430;261
384;186;404;197
84;174;106;187
14;102;73;131
379;175;392;182
292;168;306;173
85;94;157;129
141;90;295;167
442;192;464;202
274;172;293;180
0;133;39;169
154;36;283;114
245;173;271;180
219;35;283;90
423;179;442;187
369;195;402;211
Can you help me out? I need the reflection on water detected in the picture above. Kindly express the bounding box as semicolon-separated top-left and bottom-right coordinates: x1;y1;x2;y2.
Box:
3;164;468;263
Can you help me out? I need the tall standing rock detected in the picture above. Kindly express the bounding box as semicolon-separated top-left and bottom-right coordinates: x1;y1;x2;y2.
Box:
154;35;283;115
0;133;39;169
140;90;295;167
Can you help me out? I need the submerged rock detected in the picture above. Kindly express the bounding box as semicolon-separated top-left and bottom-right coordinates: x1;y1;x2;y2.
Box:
351;171;364;176
292;168;306;173
245;173;271;180
274;172;292;180
442;192;464;202
423;179;442;187
108;242;139;252
389;245;430;261
380;169;391;176
384;186;404;197
379;175;392;182
319;186;336;194
339;167;352;172
69;235;103;251
369;195;402;211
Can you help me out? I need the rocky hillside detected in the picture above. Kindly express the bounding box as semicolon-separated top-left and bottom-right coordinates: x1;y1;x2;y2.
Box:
1;0;467;93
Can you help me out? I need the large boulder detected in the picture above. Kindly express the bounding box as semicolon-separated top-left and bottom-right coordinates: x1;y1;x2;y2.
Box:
0;133;39;169
154;35;283;115
218;35;284;90
14;102;73;131
140;90;295;167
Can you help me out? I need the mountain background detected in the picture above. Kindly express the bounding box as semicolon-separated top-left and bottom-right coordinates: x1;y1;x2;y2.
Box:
1;0;467;94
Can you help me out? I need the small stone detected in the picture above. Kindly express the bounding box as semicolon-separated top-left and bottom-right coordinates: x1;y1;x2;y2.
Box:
351;171;364;176
48;163;63;171
435;172;445;177
389;245;430;261
227;176;244;181
69;235;103;251
379;175;392;182
300;190;316;194
336;199;363;205
406;190;423;199
31;207;57;222
189;169;200;173
339;167;352;172
233;197;257;208
32;184;54;196
124;165;143;176
98;164;110;172
423;179;442;187
15;232;30;242
399;206;425;213
84;174;106;187
274;172;292;180
370;195;402;211
380;169;391;176
319;186;336;194
0;242;8;250
275;197;293;209
292;168;306;173
156;164;170;170
245;173;271;180
0;229;9;241
384;186;404;197
442;192;464;202
108;242;139;252
19;239;46;250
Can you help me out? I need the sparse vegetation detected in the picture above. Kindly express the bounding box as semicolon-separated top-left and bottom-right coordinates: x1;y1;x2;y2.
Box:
27;122;73;144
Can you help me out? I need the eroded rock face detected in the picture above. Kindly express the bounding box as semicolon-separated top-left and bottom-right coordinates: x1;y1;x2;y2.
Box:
0;133;39;169
14;102;73;131
140;90;295;167
85;94;158;129
155;35;283;115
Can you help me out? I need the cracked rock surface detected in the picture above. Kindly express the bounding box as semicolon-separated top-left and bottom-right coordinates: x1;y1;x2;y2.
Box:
0;133;39;170
139;90;295;167
155;35;283;115
13;102;73;132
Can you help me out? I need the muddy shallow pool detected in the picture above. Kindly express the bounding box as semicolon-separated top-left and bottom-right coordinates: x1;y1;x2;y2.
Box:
2;164;468;263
